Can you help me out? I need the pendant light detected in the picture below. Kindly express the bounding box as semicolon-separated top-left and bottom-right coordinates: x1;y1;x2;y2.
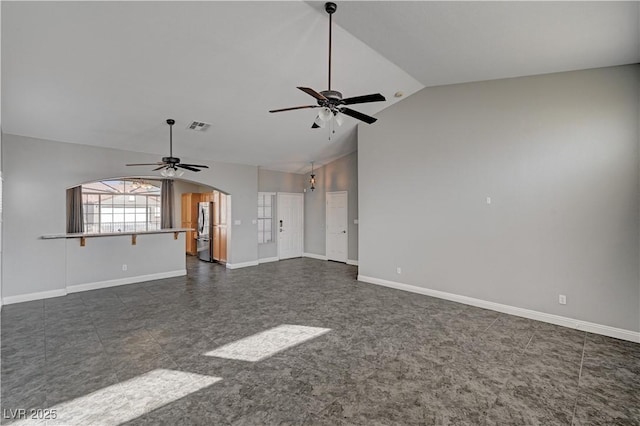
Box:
309;162;316;192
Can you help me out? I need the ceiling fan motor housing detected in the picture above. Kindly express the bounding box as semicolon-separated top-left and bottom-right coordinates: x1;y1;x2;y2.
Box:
320;90;342;101
319;90;343;110
162;156;180;165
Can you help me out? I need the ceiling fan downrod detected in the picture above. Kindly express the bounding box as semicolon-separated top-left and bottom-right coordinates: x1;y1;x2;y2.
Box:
167;118;175;159
326;2;336;91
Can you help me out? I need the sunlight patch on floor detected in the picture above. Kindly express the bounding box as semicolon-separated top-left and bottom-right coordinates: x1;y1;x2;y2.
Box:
204;324;331;362
9;369;221;426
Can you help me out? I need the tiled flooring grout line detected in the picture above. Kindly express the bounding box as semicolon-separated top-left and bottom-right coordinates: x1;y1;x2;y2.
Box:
42;300;48;410
78;291;122;388
306;397;341;423
111;285;210;394
483;315;501;332
84;291;142;419
570;331;588;426
523;332;535;352
481;322;536;425
476;317;516;425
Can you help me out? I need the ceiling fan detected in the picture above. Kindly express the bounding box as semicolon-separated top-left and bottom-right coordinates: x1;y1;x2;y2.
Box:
269;2;386;128
126;119;209;177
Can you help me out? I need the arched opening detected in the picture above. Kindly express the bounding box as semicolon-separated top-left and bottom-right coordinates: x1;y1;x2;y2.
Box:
79;178;162;233
174;179;230;265
67;176;231;265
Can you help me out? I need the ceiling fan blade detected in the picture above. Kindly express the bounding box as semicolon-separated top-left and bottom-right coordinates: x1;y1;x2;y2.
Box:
153;165;167;171
340;107;378;124
180;163;209;169
269;105;318;113
176;164;201;172
311;122;320;129
126;162;164;166
297;87;327;101
341;93;386;105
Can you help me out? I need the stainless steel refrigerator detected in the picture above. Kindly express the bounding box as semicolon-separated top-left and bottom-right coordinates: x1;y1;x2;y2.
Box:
197;201;214;262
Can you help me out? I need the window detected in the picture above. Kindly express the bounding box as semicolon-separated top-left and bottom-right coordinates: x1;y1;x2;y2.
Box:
258;192;275;244
82;179;161;233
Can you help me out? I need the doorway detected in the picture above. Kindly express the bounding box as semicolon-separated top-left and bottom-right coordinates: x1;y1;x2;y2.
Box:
277;192;304;260
326;191;348;263
181;189;228;264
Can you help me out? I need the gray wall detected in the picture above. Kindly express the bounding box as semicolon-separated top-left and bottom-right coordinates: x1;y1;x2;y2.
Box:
257;168;305;260
2;134;259;298
65;233;185;287
258;168;305;194
359;65;640;332
304;150;359;261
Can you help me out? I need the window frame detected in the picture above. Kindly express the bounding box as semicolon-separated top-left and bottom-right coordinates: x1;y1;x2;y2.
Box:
257;192;275;244
81;179;162;234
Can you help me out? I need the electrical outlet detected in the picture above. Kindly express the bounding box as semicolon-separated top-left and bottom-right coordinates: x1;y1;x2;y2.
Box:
122;264;128;271
396;267;402;274
559;294;566;305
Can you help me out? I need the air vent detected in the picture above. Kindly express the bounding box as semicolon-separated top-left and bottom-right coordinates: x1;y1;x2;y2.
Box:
187;121;211;131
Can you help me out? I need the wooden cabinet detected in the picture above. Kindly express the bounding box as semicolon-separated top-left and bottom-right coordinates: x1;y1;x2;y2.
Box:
181;193;201;255
211;191;228;264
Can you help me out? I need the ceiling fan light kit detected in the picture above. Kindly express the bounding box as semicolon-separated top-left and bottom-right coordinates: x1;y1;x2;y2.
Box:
269;2;386;131
126;119;209;177
161;167;184;178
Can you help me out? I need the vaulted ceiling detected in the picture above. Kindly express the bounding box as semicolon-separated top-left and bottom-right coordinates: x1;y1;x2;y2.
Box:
2;1;638;173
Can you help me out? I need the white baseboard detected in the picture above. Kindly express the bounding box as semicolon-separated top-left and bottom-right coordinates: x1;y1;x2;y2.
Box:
258;257;279;264
358;275;640;344
347;259;359;266
2;270;188;305
226;260;260;269
303;252;327;261
68;270;187;293
2;288;68;305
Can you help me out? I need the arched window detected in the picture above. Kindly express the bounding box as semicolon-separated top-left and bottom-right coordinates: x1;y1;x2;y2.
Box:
81;179;161;233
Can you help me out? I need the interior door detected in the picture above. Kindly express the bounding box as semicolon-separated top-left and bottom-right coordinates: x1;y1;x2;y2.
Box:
277;193;304;260
326;191;348;263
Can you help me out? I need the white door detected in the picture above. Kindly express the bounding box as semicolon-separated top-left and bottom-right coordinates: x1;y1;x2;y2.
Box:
278;192;304;260
326;191;348;263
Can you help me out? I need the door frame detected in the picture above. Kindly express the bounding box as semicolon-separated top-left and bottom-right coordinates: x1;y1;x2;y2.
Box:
326;191;348;263
277;192;304;260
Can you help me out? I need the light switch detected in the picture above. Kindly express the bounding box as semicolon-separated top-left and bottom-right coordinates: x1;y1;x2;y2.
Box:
354;219;359;224
486;197;491;205
234;220;241;225
252;219;257;225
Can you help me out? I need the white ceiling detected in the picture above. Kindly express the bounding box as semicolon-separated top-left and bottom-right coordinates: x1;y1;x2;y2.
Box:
2;1;638;174
326;1;640;87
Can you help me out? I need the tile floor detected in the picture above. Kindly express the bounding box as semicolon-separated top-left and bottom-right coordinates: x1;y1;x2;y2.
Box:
1;257;639;425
